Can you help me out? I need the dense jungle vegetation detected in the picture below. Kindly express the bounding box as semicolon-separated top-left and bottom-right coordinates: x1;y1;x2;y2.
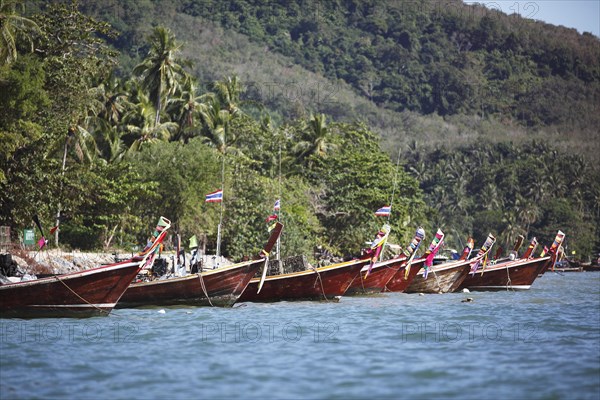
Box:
1;0;598;260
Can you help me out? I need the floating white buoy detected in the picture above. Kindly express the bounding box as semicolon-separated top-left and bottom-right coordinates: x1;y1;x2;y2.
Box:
158;309;166;314
419;293;425;296
186;311;192;314
462;288;470;293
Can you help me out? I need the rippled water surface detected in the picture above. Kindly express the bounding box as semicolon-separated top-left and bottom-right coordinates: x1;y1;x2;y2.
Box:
1;272;599;399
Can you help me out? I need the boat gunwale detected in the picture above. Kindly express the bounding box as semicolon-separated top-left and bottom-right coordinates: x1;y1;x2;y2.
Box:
474;256;551;273
359;256;407;272
0;260;141;289
127;258;264;287
249;258;369;282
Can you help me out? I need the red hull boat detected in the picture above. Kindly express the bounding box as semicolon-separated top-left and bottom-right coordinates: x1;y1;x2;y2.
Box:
118;222;283;308
117;259;263;308
384;258;425;292
0;216;171;318
0;259;144;318
239;258;369;302
345;256;408;295
459;256;551;291
405;258;473;294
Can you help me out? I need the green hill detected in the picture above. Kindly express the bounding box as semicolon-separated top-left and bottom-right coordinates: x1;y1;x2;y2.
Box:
74;0;600;160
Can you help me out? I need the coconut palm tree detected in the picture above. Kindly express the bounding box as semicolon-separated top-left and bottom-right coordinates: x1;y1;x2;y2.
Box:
198;95;235;154
133;26;184;126
122;86;177;153
293;113;337;169
479;183;503;211
124;113;178;154
211;75;243;115
0;0;40;66
167;75;204;143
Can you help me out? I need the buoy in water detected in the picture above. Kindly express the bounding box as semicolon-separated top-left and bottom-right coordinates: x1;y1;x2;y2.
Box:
462;288;470;293
461;297;474;303
158;309;166;314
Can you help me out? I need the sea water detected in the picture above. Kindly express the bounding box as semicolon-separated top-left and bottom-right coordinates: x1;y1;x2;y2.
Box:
1;272;599;399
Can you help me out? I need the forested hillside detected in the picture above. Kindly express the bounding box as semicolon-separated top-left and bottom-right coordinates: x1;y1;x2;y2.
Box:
72;0;600;159
2;0;598;260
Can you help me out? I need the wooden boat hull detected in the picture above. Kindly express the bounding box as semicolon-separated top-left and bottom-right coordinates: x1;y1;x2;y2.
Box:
117;259;263;308
239;258;369;302
459;256;551;291
0;260;142;318
345;257;407;295
384;258;425;292
538;258;553;276
405;258;472;294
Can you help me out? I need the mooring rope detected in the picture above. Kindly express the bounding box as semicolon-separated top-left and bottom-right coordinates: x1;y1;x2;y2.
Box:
53;275;110;315
360;270;367;294
505;263;514;291
311;266;329;302
431;267;444;293
197;271;214;307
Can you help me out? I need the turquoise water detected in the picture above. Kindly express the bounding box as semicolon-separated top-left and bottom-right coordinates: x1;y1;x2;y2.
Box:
1;272;599;399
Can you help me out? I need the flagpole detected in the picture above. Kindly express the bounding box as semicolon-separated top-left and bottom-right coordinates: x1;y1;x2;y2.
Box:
216;153;225;263
388;148;402;223
276;141;282;262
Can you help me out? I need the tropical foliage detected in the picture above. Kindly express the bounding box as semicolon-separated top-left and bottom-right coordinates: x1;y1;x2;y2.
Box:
1;1;598;262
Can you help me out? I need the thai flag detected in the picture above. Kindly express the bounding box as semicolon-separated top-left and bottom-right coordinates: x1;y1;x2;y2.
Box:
274;199;280;211
375;205;391;217
205;189;223;203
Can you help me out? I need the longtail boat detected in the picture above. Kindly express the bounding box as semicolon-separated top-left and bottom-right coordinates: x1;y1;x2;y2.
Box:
345;256;408;295
405;234;475;294
538;230;566;275
0;217;171;318
384;226;427;292
460;231;564;290
405;257;473;294
344;223;399;295
239;257;369;302
384;257;425;292
117;223;282;308
458;255;551;291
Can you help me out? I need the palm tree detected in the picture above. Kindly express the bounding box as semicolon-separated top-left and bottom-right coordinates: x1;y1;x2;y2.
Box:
211;75;243;115
124;113;178;153
122;87;177;153
133;26;184;126
479;183;503;211
519;202;541;237
167;75;203;143
501;211;524;251
93;75;131;127
77;76;132;162
293;113;337;169
198;95;235;154
0;0;40;66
